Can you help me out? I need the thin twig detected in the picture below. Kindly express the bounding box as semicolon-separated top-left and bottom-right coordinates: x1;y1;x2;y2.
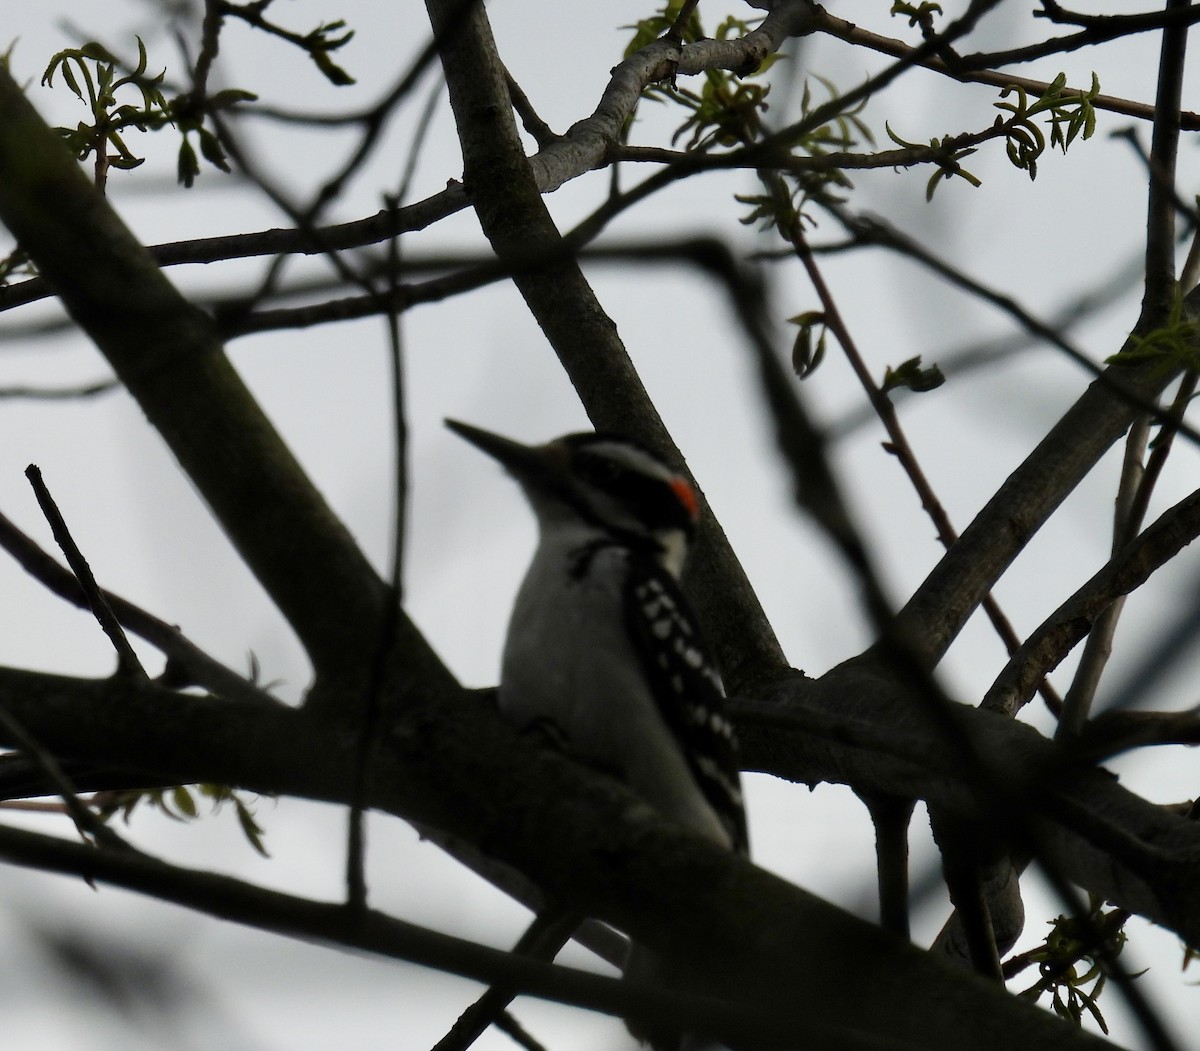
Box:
504;65;557;147
0;703;131;851
0;506;275;706
752;152;1031;981
767;177;1065;712
781;187;1026;967
1128;371;1198;531
0;380;118;400
1056;416;1150;739
490;1013;549;1051
984;0;1200;66
209;1;470;314
431;911;581;1051
1181;210;1200;293
24;465;147;680
813;8;1200;129
344;78;439;908
983;485;1200;716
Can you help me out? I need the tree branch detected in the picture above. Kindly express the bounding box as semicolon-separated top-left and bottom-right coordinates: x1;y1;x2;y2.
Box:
813;7;1200;128
895;331;1187;667
24;464;147;680
1142;0;1190;317
0;65;452;697
423;0;785;690
0;665;1130;1051
0;505;275;706
983;485;1200;717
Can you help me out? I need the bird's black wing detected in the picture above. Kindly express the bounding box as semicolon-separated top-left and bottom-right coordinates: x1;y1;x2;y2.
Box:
623;555;748;853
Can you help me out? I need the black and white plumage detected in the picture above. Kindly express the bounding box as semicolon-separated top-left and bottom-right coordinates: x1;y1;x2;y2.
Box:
446;420;747;857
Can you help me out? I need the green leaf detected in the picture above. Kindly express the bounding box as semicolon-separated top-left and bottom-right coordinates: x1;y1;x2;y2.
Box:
177;137;199;187
172;785;198;818
235;799;270;857
1106;291;1200;370
884;121;922;150
311;48;356;86
788;311;829;378
79;41;118;65
107;154;145;170
60;61;83;100
881;355;944;394
197;127;231;173
209;88;259;108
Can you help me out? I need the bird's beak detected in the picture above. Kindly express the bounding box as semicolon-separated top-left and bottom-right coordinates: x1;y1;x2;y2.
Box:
445;419;558;483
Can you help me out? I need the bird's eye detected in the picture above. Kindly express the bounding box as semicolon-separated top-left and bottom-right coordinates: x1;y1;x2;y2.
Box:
577;453;626;487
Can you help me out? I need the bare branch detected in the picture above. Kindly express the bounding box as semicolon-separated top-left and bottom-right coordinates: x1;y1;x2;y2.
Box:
1142;0;1191;316
1055;416;1150;738
0;65;449;694
431;911;582;1051
24;464;147;680
983;485;1200;716
0;505;276;705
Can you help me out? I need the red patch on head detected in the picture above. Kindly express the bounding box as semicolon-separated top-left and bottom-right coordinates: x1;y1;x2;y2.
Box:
669;476;699;520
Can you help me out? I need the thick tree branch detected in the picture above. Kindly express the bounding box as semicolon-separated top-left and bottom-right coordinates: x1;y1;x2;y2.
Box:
0;665;1133;1050
423;0;784;690
732;665;1200;946
0;66;453;699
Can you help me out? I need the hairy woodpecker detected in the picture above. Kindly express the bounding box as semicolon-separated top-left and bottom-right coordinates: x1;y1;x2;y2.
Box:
447;419;747;1046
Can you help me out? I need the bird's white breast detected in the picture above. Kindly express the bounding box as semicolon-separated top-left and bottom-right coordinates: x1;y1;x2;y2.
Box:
499;525;730;847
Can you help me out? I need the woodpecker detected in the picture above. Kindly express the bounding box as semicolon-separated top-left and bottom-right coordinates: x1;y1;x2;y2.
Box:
446;419;747;852
447;420;747;1047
